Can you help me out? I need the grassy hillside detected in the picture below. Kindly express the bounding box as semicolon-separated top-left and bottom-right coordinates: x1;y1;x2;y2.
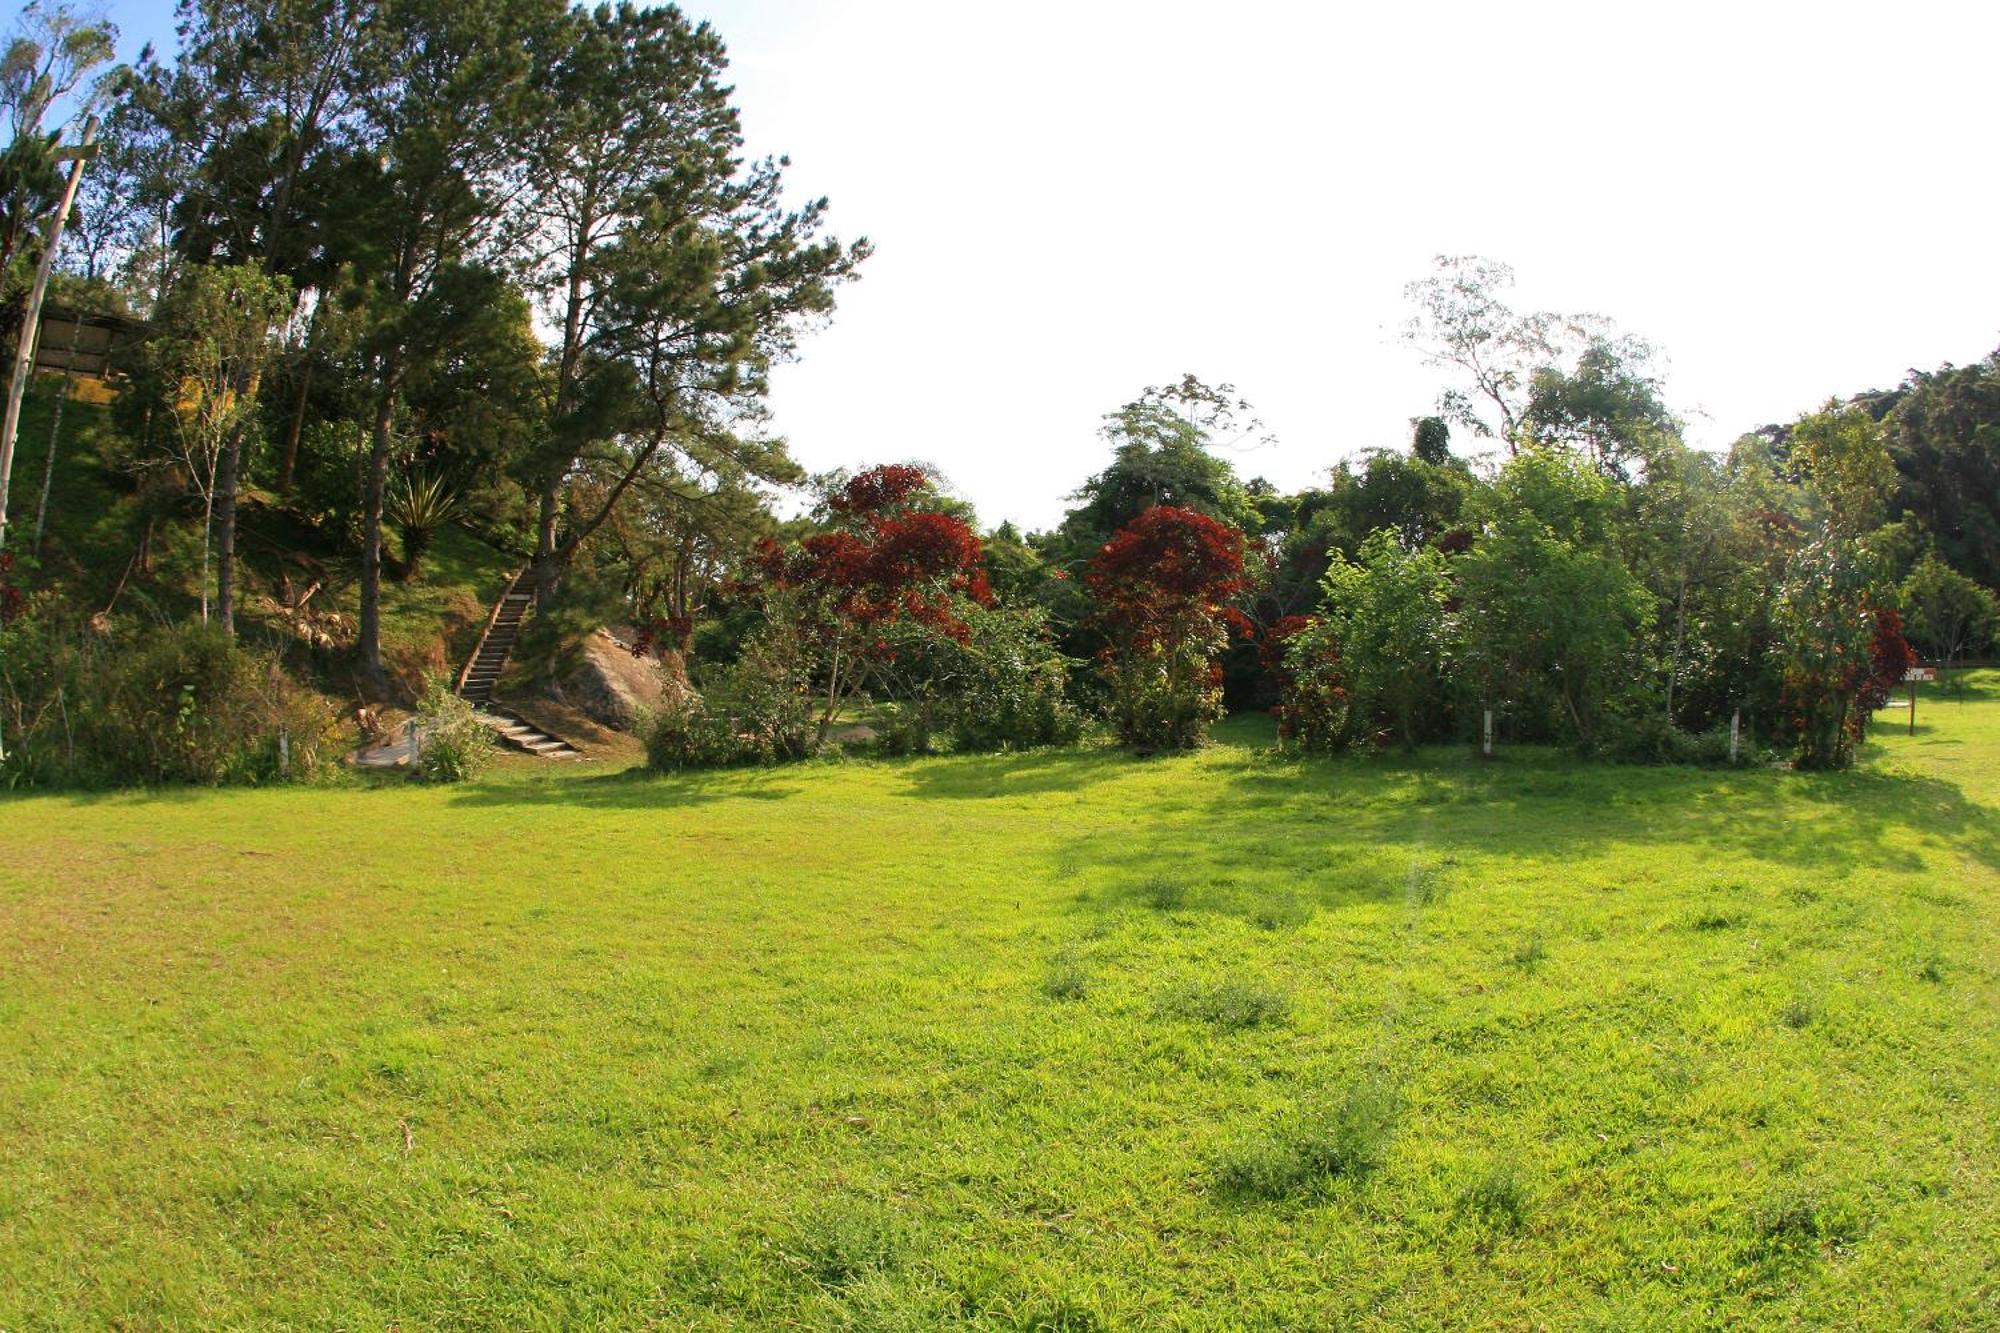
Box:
2;683;1996;1327
12;386;521;702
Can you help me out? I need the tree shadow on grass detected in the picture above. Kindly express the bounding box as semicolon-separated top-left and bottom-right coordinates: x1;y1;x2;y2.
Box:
1037;734;2000;931
895;745;1160;801
442;763;801;811
1206;745;2000;879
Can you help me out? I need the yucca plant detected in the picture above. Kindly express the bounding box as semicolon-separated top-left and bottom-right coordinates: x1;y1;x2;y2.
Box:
386;469;462;581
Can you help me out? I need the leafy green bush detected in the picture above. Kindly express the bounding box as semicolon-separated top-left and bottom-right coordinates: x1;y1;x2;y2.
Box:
410;676;492;782
1273;616;1352;753
1306;528;1454;749
644;630;814;771
642;689;738;771
1593;713;1741;765
871;700;936;757
1;611;341;787
941;605;1086;751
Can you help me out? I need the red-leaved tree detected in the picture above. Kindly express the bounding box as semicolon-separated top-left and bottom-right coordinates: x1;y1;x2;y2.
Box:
753;465;989;745
1849;604;1917;740
1086;505;1246;749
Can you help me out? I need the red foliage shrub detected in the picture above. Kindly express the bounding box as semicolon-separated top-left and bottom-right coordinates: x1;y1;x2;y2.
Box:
631;612;694;659
827;464;932;519
1085;506;1246;650
1850;604;1917;731
1084;506;1248;748
1087;506;1245;609
753;466;988;648
1260;614;1315;672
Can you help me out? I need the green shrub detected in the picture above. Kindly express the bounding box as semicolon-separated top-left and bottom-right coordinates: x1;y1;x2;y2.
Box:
644;630;814;771
941;606;1085;752
643;689;741;771
1274;616;1352;753
1;611;342;787
872;699;938;757
1594;712;1743;766
410;676;492;782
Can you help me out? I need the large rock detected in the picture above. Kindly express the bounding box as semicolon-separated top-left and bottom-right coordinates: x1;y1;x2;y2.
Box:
551;627;668;731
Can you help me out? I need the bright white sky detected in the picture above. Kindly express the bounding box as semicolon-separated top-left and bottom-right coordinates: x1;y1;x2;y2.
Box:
113;0;2000;529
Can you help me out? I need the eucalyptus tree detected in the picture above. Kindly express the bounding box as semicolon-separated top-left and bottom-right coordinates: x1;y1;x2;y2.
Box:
133;263;292;623
0;1;113;551
513;2;868;607
1402;255;1664;465
1880;351;2000;588
0;1;115;294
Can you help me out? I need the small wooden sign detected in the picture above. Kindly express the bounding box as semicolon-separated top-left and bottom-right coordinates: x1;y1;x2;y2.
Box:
1905;667;1937;682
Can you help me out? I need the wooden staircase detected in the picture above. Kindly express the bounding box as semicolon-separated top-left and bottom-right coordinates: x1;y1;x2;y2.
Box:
455;567;580;760
455;567;533;707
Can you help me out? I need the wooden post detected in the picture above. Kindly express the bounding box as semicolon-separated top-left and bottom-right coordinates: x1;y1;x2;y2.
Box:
0;118;98;551
1482;707;1493;758
1909;676;1917;737
1730;707;1740;764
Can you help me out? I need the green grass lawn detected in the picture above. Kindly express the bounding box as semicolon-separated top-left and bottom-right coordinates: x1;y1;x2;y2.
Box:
3;682;1996;1328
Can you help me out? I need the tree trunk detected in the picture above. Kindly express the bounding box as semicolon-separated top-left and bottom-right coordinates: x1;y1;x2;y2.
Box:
215;422;244;635
533;474;561;606
357;379;396;685
0;117;94;553
277;350;314;493
199;489;214;625
1665;568;1688;724
817;639;842;748
1562;680;1587;745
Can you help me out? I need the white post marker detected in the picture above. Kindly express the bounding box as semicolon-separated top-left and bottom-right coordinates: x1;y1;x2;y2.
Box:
1482;707;1493;758
1905;665;1936;736
1730;707;1740;764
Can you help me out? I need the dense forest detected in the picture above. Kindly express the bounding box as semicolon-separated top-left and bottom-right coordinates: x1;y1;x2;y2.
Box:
0;0;1996;785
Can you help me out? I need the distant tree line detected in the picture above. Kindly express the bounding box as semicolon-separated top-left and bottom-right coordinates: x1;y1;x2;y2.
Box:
670;259;1991;774
0;0;1993;783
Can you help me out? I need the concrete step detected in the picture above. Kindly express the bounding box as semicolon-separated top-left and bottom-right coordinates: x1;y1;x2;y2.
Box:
475;708;581;760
